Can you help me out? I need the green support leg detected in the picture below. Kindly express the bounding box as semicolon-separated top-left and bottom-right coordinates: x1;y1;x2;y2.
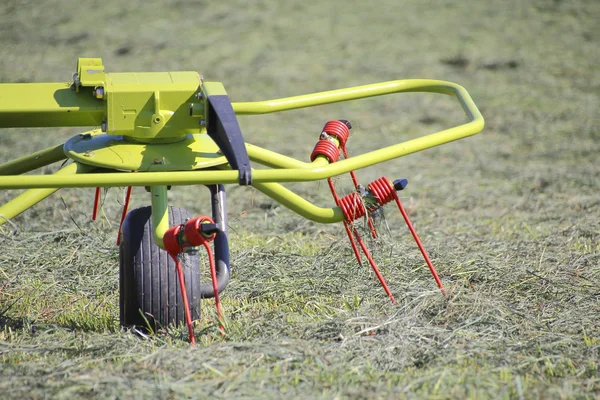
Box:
151;186;169;249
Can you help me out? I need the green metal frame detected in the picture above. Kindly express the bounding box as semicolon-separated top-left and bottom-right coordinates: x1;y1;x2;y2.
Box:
0;59;484;248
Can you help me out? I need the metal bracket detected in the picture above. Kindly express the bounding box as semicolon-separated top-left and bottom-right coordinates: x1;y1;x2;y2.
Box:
205;91;252;185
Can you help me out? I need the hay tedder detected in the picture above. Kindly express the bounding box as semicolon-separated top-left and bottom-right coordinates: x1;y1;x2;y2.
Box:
0;58;484;342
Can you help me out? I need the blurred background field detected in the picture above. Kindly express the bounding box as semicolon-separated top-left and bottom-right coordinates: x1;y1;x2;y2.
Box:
0;0;598;398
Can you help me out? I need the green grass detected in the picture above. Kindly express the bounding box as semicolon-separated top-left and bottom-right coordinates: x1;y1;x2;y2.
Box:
1;0;599;398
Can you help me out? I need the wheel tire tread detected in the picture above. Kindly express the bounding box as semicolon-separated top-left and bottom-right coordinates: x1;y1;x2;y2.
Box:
120;206;201;329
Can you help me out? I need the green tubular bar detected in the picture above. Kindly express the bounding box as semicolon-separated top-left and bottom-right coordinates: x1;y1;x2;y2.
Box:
0;83;104;128
0;162;93;224
251;181;345;224
231;79;480;118
151;185;170;249
219;157;345;224
246;143;314;169
0;144;67;175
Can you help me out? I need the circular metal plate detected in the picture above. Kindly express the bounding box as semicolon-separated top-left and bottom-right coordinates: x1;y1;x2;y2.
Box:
64;130;227;171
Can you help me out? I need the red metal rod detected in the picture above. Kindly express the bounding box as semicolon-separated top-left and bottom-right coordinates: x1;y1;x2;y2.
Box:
352;225;397;305
343;148;376;239
328;178;363;264
343;220;363;265
204;242;225;335
349;170;377;239
116;186;133;246
320;123;393;300
366;212;378;239
327;178;340;204
171;255;196;344
92;187;101;221
393;192;446;296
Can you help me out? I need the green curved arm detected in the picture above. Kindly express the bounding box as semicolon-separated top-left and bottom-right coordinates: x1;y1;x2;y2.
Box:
0;79;483;189
232;79;482;121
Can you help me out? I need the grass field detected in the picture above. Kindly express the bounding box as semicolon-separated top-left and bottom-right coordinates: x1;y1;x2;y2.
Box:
1;0;599;398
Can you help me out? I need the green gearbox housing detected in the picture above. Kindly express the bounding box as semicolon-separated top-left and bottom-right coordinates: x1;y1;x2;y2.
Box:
77;57;204;141
67;58;251;180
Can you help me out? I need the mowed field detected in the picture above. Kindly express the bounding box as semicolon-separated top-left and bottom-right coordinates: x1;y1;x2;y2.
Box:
0;0;599;398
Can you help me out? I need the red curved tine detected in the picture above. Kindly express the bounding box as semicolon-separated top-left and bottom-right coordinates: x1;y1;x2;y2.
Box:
92;187;101;220
368;177;446;296
315;120;395;303
163;216;226;343
116;186;133;246
163;225;197;344
392;191;446;296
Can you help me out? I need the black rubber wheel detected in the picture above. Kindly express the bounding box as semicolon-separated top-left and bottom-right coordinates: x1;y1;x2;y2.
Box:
119;206;201;331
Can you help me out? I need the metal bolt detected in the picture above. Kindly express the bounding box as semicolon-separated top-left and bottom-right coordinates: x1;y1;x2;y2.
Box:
101;121;107;132
72;73;80;87
320;132;329;140
200;120;206;127
93;87;104;99
356;184;367;196
195;92;204;100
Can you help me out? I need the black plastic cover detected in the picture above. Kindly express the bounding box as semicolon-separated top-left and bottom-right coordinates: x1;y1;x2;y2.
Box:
206;95;252;185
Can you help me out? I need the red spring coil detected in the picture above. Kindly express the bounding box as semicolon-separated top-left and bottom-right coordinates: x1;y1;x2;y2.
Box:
339;192;367;222
311;140;340;163
368;177;395;206
322;120;350;148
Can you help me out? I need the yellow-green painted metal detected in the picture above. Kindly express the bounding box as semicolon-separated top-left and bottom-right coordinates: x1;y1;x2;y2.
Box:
219;158;345;224
201;81;228;97
104;71;202;141
0;63;484;230
0;82;105;128
0;163;92;225
64;130;227;171
231;79;480;118
151;186;169;249
0;143;67;175
0;58;207;141
0;112;480;186
76;57;106;91
0;77;483;188
252;181;345;223
248;134;342;169
246;143;314;169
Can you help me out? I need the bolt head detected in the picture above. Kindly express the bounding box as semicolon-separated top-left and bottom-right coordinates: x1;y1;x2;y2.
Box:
94;87;104;99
